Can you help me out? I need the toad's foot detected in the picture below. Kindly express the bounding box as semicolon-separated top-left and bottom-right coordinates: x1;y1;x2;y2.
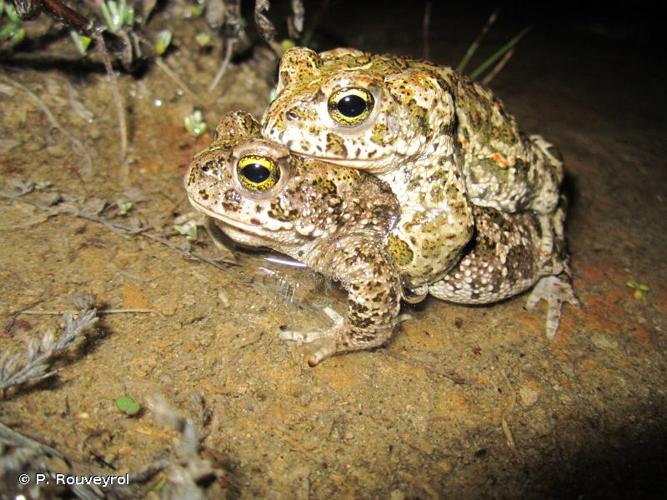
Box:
526;275;580;339
279;306;343;344
280;307;353;366
279;305;399;367
279;307;346;366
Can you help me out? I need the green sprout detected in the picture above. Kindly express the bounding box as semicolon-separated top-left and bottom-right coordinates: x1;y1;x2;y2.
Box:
116;199;133;216
69;30;91;56
174;220;198;241
626;279;650;300
184;110;207;137
0;1;25;45
115;395;141;416
154;29;172;56
195;31;211;48
152;477;167;492
35;180;52;191
280;39;296;52
468;27;531;81
100;0;135;33
185;3;205;19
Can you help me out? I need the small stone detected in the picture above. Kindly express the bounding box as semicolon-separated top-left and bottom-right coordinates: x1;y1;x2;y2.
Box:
519;384;540;408
46;144;67;158
89;126;103;140
389;490;405;500
24;139;45;152
591;332;618;350
437;459;453;473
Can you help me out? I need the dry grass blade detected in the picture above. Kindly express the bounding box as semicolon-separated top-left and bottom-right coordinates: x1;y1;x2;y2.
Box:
155;57;196;98
208;37;236;92
209;0;242;91
255;0;277;44
0;421;107;499
481;47;516;85
422;1;432;60
288;0;305;39
94;32;128;164
147;396;219;499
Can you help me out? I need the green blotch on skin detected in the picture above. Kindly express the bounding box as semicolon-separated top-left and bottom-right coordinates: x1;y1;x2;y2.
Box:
388;235;413;268
326;133;347;156
371;122;391;146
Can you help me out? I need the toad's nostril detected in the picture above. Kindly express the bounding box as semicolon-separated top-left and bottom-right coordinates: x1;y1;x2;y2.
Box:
286;109;299;121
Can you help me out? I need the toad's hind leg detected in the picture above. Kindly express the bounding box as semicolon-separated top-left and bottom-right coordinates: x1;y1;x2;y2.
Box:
280;237;403;366
527;196;579;338
526;274;579;339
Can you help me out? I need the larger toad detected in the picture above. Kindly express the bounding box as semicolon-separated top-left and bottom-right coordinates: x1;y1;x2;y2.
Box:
185;111;576;365
261;47;565;294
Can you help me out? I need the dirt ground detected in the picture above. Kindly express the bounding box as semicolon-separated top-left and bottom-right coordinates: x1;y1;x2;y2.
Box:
1;3;666;499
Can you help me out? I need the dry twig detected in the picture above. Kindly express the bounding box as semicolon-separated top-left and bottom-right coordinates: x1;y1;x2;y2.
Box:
481;48;516;85
147;396;220;499
422;1;432;60
94;33;128;164
208;0;242;91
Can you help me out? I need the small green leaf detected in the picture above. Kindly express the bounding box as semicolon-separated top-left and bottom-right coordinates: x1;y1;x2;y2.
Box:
195;31;211;48
5;2;20;23
280;39;296;52
70;31;92;56
100;0;134;32
155;29;173;55
116;199;133;215
184;110;207;137
153;477;167;492
115;395;141;416
35;180;52;190
186;4;205;18
626;279;650;300
174;221;198;241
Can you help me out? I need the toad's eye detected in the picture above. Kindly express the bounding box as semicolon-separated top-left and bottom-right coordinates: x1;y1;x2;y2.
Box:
328;87;374;126
236;155;280;192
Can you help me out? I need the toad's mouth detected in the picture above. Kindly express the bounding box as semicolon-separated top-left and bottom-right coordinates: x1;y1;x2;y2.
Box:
187;197;288;237
295;153;392;171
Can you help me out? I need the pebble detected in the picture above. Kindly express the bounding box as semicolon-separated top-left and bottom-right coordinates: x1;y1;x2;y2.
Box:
591;331;619;350
46;143;67;158
519;385;540;407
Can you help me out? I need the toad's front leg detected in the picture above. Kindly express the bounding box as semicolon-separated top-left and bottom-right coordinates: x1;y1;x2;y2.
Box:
280;238;402;366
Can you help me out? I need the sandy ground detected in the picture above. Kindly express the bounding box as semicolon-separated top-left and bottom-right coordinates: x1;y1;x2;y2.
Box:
1;3;666;499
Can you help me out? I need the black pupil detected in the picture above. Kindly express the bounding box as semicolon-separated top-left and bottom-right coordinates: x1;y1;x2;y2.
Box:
337;94;367;117
241;163;272;183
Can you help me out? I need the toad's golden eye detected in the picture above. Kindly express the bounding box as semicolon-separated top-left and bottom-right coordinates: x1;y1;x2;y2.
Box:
236;155;280;192
328;87;374;126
